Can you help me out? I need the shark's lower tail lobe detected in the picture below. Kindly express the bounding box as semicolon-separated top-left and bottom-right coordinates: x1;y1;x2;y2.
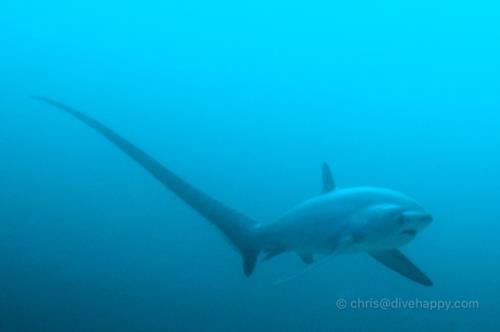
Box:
33;96;261;276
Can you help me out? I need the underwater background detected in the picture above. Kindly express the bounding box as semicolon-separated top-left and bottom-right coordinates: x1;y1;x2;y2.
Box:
1;0;499;331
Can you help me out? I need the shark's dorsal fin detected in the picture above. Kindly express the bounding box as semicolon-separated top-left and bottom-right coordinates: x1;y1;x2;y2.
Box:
322;162;335;193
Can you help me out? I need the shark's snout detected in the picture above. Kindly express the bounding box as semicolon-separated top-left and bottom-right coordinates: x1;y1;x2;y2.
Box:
421;212;432;220
420;213;433;226
415;213;432;224
401;211;432;234
403;211;432;222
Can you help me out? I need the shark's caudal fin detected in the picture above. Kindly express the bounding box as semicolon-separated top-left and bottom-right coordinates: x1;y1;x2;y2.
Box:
33;96;261;276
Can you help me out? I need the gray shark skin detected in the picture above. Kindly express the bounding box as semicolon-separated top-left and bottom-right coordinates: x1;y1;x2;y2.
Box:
34;96;433;286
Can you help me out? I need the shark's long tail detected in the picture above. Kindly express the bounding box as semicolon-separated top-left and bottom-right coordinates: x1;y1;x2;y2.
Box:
33;96;261;276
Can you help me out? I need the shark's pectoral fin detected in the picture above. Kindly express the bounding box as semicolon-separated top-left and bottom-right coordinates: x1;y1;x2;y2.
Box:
368;249;433;287
298;253;314;264
322;162;336;193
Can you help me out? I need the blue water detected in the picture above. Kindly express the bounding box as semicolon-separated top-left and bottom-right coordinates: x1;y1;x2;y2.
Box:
1;1;499;331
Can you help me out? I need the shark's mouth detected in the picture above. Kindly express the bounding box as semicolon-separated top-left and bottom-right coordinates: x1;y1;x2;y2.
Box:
400;229;417;236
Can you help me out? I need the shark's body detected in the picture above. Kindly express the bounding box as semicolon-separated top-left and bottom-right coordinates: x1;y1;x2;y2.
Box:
34;96;433;286
261;187;430;255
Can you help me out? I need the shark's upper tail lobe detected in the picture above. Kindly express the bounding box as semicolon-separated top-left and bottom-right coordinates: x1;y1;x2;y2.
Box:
33;96;261;276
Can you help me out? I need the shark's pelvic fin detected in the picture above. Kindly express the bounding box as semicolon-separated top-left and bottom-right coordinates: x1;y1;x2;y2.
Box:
33;96;261;277
262;249;285;261
369;249;433;287
322;162;335;193
298;253;314;264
